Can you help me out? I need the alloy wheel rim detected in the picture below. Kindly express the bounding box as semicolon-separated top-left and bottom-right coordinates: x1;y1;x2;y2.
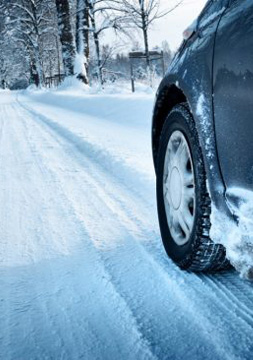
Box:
163;130;196;246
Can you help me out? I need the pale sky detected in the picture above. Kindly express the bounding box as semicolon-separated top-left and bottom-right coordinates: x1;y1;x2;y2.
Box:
149;0;208;50
103;0;208;52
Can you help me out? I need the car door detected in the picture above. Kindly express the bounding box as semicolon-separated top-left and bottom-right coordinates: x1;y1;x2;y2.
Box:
213;0;253;191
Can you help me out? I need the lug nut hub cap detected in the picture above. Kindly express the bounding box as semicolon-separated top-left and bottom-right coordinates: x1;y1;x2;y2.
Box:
163;130;196;246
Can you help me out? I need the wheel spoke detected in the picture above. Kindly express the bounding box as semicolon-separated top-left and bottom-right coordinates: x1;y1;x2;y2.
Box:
175;137;184;156
184;172;194;187
184;207;194;229
179;144;188;168
178;211;191;238
163;130;196;246
184;185;195;202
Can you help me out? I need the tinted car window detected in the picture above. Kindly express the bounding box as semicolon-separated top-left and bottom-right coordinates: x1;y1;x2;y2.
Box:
198;0;228;26
228;0;250;12
229;0;245;5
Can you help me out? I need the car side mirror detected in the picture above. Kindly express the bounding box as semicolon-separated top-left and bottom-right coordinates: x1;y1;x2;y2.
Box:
183;19;198;40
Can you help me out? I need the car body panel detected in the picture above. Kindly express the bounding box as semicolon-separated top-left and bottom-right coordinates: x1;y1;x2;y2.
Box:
213;1;253;197
152;0;233;217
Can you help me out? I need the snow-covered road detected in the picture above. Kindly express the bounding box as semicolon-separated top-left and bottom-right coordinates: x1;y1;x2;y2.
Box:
0;89;252;360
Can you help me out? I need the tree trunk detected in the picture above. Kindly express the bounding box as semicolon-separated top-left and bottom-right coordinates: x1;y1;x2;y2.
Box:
55;0;76;76
139;0;151;85
142;26;150;69
30;53;40;87
88;2;103;85
30;1;44;87
34;44;44;86
76;0;89;84
93;29;103;85
139;0;150;69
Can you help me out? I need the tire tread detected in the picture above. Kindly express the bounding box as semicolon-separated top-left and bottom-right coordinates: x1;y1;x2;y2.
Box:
157;102;230;272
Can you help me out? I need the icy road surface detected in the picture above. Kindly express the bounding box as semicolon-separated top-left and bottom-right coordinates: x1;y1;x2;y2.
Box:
0;89;252;360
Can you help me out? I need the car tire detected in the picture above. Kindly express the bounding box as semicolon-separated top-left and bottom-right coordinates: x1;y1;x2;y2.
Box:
156;103;229;271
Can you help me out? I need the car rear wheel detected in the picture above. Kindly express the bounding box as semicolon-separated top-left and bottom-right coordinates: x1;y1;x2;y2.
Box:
156;103;229;271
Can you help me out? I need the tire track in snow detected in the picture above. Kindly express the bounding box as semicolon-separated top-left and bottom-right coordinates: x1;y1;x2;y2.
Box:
204;274;253;326
14;102;215;358
0;104;66;359
16;99;253;359
20;101;159;360
0;104;13;360
19;98;253;307
0;103;156;360
0;104;71;359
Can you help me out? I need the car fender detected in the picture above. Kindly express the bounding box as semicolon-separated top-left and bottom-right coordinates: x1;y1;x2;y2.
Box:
152;50;233;220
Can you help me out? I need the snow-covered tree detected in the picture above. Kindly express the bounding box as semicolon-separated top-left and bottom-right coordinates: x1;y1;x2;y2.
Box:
55;0;76;76
0;0;59;87
121;0;182;73
18;0;57;85
162;40;173;68
87;0;127;85
0;0;175;88
75;0;89;84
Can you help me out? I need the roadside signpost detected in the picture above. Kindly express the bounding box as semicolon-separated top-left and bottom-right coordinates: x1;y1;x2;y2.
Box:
129;51;165;92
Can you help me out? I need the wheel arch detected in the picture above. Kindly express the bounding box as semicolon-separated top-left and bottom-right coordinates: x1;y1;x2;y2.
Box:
152;74;234;221
152;79;187;171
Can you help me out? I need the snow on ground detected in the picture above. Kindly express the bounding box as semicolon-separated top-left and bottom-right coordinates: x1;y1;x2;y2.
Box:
0;88;253;359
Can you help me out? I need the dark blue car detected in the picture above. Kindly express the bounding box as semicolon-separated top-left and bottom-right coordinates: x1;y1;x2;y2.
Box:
152;0;252;272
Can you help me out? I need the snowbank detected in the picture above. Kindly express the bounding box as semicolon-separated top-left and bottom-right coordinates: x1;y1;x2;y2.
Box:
46;77;156;96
